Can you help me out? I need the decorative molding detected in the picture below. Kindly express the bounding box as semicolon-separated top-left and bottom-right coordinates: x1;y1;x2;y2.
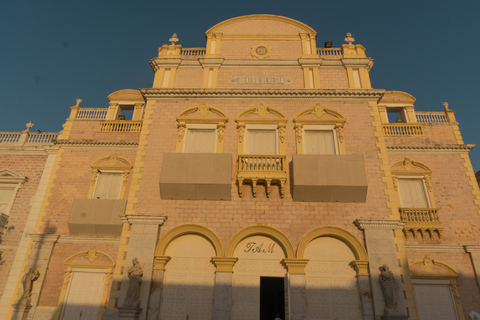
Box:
282;258;309;275
153;256;171;270
354;219;406;230
140;88;386;100
29;234;60;243
464;245;480;253
57;235;121;244
405;244;465;253
386;144;475;152
54;140;139;147
350;260;369;276
212;257;238;273
121;214;168;225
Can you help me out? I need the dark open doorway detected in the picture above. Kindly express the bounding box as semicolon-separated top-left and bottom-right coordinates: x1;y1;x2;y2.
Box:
260;276;285;320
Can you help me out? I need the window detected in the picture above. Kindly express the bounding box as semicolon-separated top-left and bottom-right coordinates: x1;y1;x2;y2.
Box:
303;125;337;155
386;107;407;123
245;125;278;155
88;154;132;200
293;104;346;155
92;171;123;199
183;124;217;153
398;178;429;208
0;187;16;215
176;104;228;153
0;169;26;216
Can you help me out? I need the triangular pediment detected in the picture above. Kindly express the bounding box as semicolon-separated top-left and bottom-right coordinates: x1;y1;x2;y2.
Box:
0;169;27;183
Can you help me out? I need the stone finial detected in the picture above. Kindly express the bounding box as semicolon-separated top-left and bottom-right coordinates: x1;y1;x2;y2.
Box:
75;99;82;107
169;33;179;45
22;121;34;133
442;102;450;111
344;33;355;45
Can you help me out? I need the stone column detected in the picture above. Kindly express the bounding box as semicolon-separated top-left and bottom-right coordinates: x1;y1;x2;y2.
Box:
465;246;480;293
355;219;408;320
283;259;309;320
212;257;238;320
351;260;375;320
14;234;59;320
117;215;167;320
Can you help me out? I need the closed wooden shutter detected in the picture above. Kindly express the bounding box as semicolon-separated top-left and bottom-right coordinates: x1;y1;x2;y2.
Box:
304;130;335;154
414;281;459;320
93;172;123;199
246;129;277;155
398;178;429;208
0;187;15;214
185;129;216;153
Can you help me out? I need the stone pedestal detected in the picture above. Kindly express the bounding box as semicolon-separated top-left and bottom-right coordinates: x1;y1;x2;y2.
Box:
213;272;233;320
118;306;141;320
355;219;408;320
11;303;31;320
146;269;165;320
288;274;307;320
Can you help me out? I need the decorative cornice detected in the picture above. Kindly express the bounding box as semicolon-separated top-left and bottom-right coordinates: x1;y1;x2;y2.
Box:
121;214;168;225
282;258;309;275
387;144;475;152
140;88;385;100
57;235;121;244
153;256;171;270
464;245;480;253
54;140;139;147
406;244;465;253
354;219;406;230
30;234;60;243
212;257;238;273
350;260;369;276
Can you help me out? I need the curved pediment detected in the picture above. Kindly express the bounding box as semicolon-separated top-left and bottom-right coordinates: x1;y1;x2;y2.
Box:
294;104;346;125
206;14;316;36
91;154;132;171
391;158;431;174
64;247;115;268
236;104;287;124
379;91;416;105
107;89;144;104
177;103;228;124
410;256;458;278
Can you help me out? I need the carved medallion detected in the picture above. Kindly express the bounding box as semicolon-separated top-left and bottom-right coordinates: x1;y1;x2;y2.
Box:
251;43;272;59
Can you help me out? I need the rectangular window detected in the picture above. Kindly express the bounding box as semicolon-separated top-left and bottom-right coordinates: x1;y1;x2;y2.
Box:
398;178;429;208
413;279;459;320
246;128;277;155
386;107;407;123
93;172;123;200
0;186;16;215
353;69;362;88
184;124;216;153
303;125;337;155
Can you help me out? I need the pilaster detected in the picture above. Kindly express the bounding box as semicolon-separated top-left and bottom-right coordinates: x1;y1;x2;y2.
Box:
355;219;408;320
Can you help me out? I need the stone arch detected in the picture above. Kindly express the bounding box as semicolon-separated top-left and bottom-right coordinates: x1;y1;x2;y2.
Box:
391;158;432;174
296;226;368;260
409;256;458;278
206;14;317;35
225;225;295;258
64;248;115;268
155;224;224;257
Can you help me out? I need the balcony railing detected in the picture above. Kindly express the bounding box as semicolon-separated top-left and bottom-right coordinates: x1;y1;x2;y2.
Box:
0;132;21;144
100;121;142;133
181;48;207;56
76;108;108;120
26;132;59;144
415;112;448;123
237;155;287;198
399;207;443;239
0;132;58;146
317;48;342;56
383;124;423;136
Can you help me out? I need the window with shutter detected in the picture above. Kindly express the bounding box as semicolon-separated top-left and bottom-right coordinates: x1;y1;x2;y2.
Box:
398;178;429;208
93;172;123;199
184;128;216;153
0;187;16;215
304;129;336;154
246;128;277;155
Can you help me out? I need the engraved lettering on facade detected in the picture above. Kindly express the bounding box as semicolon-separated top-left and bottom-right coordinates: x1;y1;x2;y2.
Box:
231;75;292;87
244;242;276;253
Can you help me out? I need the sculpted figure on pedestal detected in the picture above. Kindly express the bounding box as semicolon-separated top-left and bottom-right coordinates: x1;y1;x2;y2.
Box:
18;268;40;305
124;258;143;307
379;264;398;315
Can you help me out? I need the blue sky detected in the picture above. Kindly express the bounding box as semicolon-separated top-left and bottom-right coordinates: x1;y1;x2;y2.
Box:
1;1;479;171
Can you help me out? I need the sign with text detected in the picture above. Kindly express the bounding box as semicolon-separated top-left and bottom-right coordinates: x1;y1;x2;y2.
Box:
230;75;292;87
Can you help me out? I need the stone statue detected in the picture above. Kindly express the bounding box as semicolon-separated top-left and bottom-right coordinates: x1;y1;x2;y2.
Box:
442;102;450;111
124;258;143;307
18;268;39;305
379;264;398;315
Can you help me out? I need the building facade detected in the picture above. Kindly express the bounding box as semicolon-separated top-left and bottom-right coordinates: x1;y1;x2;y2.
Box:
2;14;480;320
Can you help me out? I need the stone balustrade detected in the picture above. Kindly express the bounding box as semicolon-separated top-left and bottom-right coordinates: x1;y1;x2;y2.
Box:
76;108;108;120
237;155;287;198
399;208;439;222
399;207;443;239
415;112;448;123
181;48;207;56
0;132;58;146
100;120;142;132
382;123;423;136
317;48;342;56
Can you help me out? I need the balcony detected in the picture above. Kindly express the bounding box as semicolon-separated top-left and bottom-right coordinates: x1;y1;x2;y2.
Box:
68;199;126;236
236;155;287;198
383;123;423;136
160;153;232;200
399;207;443;239
292;154;368;202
